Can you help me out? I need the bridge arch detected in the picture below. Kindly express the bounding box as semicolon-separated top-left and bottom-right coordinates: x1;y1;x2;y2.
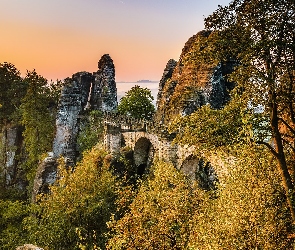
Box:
133;137;155;177
181;155;217;190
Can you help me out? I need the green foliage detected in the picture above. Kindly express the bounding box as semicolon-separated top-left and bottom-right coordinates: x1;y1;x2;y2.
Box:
1;2;294;248
0;62;27;126
24;146;119;249
20;70;57;183
189;145;292;249
77;110;104;155
1;147;292;249
107;161;203;249
118;85;155;120
0;65;61;199
178;0;295;220
169;97;252;152
0;200;29;249
108;147;292;249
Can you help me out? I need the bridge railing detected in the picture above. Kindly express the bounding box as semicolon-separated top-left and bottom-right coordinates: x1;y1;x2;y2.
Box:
102;111;174;138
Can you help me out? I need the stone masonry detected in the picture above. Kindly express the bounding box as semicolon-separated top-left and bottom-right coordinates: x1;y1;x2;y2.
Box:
103;113;217;189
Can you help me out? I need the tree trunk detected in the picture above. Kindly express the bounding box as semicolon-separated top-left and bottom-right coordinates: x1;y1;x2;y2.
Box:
270;95;295;221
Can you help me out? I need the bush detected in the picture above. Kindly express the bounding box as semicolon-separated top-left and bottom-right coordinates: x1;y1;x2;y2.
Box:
24;146;118;249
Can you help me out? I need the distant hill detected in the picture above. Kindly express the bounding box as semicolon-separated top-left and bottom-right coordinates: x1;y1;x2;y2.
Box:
136;80;158;83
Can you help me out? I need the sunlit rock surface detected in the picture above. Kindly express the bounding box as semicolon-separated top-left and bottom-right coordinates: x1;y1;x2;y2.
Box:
16;244;44;250
155;30;236;125
91;54;117;111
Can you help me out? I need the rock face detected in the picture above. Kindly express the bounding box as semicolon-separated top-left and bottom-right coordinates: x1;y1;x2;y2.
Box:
33;54;117;201
53;54;117;161
91;54;117;111
155;31;236;125
156;59;177;119
53;71;92;160
32;155;58;202
1;125;26;190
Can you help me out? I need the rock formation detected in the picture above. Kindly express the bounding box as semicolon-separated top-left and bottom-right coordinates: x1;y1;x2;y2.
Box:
32;154;58;202
53;71;93;160
0;125;26;191
53;54;117;160
156;59;177;120
32;54;117;201
91;54;117;111
32;32;236;200
155;30;236;125
16;244;44;250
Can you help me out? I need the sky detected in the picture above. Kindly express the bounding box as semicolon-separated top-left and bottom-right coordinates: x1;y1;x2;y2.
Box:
0;0;231;84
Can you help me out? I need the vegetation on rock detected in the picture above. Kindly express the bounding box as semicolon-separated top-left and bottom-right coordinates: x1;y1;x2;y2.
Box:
182;0;295;221
77;110;104;156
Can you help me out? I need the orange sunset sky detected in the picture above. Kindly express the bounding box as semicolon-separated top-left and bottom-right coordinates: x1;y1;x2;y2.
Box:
0;0;231;83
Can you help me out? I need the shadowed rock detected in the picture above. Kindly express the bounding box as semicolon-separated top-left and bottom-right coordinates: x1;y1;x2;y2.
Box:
33;54;117;202
32;155;58;202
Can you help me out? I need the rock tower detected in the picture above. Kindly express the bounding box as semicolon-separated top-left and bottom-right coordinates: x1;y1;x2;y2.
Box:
32;54;117;201
156;31;236;125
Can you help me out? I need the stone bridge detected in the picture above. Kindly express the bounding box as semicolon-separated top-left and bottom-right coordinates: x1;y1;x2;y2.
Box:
103;112;212;182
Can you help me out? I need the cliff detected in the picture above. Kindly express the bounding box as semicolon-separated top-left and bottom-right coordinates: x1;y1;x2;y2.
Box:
32;54;117;201
0;124;26;191
155;31;236;125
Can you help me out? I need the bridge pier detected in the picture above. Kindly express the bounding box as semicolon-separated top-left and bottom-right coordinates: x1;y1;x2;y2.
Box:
103;123;122;154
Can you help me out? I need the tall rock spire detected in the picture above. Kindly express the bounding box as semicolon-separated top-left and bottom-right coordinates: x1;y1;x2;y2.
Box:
91;54;117;111
33;54;118;202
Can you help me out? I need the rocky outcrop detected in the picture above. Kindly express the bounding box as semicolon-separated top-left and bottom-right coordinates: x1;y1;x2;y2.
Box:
155;31;236;125
53;71;93;160
156;59;177;112
16;244;43;250
32;154;58;202
0;125;26;190
91;54;117;111
53;54;117;161
33;54;117;201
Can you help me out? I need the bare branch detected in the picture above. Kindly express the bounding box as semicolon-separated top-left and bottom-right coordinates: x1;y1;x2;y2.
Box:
279;117;295;136
255;140;279;157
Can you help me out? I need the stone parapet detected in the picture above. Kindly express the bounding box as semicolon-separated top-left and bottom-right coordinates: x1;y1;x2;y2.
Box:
102;112;171;138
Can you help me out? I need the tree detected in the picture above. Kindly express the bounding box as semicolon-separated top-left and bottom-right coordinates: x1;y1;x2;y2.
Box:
0;63;27;193
20;70;56;183
24;146;118;250
107;161;202;249
0;200;29;249
171;0;295;221
188;144;292;249
118;85;155;120
0;63;27;126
